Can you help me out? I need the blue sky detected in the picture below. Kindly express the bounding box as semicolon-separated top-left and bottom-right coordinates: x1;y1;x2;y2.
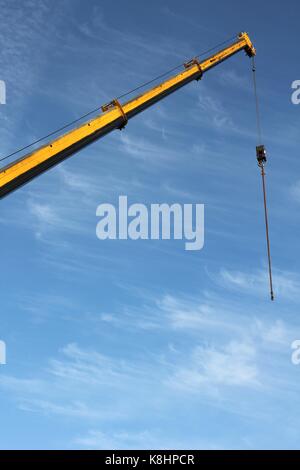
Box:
0;0;300;450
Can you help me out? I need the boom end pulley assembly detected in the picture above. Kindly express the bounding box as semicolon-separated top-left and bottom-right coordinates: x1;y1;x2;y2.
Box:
239;32;256;57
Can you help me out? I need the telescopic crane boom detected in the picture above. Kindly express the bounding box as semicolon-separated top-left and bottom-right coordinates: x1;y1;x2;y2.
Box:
0;32;255;199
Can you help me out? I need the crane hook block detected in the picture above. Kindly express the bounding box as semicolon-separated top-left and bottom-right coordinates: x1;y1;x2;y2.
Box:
256;145;267;165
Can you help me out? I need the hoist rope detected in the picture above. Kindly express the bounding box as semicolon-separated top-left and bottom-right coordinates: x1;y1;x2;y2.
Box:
251;56;275;301
260;163;275;301
251;57;263;144
0;34;237;165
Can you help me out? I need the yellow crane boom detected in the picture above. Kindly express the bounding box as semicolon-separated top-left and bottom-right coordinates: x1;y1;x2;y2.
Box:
0;32;255;199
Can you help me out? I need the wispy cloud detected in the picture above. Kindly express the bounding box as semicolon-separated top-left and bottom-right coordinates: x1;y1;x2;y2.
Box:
93;285;295;342
197;92;235;130
290;180;300;203
17;292;75;323
166;340;259;394
119;132;179;167
75;429;155;450
0;280;299;448
219;267;300;301
74;428;224;450
76;4;192;64
1;0;299;451
0;0;69;158
218;69;251;92
0;342;144;421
